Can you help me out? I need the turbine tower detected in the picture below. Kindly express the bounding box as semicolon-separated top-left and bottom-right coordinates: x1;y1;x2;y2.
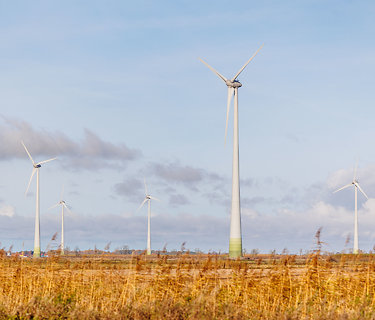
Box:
22;141;57;258
138;179;159;255
49;187;71;255
199;45;263;258
334;164;368;254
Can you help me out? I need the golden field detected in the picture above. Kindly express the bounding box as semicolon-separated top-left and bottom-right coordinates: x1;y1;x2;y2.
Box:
0;252;375;319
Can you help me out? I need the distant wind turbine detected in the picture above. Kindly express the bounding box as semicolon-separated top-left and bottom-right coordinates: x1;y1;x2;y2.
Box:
333;164;369;254
49;186;72;255
22;141;57;258
199;44;263;258
138;179;160;255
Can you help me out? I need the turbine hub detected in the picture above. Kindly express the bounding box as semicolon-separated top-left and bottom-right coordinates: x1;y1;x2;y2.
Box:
34;164;41;168
226;80;242;88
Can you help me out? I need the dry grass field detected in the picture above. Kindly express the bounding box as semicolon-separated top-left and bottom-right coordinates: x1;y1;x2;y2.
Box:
0;252;375;319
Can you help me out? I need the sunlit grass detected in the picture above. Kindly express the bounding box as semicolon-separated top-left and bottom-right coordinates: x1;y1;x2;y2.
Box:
0;252;375;319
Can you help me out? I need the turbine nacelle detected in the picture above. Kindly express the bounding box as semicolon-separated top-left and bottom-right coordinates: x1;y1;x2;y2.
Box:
226;80;242;88
34;164;42;168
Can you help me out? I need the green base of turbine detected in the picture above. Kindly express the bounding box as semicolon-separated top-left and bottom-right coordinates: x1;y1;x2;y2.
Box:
147;250;151;255
33;247;41;258
229;238;242;258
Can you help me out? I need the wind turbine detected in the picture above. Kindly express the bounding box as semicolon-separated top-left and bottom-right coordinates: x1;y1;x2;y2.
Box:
138;179;160;255
199;44;263;258
22;141;57;258
333;164;368;254
49;186;72;255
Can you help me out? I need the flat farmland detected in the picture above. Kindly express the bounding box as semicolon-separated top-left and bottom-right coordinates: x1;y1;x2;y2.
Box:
0;253;375;319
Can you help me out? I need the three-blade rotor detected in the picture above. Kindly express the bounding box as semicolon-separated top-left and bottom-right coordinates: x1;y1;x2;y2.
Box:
49;201;72;213
49;186;73;215
22;141;57;195
333;164;369;199
138;179;160;212
199;44;264;143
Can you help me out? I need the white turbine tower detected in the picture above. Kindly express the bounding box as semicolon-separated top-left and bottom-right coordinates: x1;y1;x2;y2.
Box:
49;187;72;255
199;45;263;258
22;141;57;258
138;179;160;255
333;164;368;254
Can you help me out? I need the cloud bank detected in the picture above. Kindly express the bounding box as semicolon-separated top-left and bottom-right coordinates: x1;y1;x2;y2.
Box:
0;117;141;170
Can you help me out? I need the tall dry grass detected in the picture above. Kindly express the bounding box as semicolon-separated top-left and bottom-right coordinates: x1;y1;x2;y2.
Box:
0;253;375;319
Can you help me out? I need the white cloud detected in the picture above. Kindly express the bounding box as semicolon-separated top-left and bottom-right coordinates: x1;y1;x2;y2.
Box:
327;168;353;189
0;205;15;217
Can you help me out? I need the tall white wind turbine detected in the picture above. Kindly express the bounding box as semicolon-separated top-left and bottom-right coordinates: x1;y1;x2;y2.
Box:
49;186;72;255
333;164;368;254
22;141;57;258
199;45;263;258
138;179;160;255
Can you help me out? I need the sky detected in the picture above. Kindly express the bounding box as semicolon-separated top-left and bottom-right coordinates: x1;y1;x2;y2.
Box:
1;0;375;253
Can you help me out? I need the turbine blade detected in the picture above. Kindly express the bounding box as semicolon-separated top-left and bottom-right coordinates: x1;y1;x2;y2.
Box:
60;185;64;201
356;183;369;199
199;58;228;82
37;157;57;166
25;168;36;195
48;203;60;210
225;87;234;145
63;203;73;215
231;43;264;81
137;198;148;212
149;196;160;202
353;162;358;181
333;183;352;193
21;141;35;164
144;178;148;195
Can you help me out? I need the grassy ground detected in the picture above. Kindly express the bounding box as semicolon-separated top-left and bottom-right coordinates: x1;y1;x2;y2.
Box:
0;252;375;319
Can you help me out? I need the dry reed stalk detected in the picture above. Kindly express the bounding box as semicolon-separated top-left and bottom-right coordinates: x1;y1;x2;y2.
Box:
1;254;375;319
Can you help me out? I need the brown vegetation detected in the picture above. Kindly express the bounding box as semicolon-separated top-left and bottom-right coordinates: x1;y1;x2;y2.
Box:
0;253;375;319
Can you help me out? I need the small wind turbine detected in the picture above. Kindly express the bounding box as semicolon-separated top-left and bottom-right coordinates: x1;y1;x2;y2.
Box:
49;186;72;255
22;141;57;258
138;179;160;255
333;164;369;254
199;44;263;258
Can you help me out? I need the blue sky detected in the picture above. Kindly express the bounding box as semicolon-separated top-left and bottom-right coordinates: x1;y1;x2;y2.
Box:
1;1;375;253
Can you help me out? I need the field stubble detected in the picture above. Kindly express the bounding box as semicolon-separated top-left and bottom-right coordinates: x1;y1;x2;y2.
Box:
0;253;375;319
